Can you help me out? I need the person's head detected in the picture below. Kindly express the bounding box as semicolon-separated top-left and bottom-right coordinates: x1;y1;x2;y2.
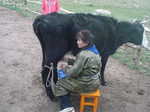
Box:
76;29;94;48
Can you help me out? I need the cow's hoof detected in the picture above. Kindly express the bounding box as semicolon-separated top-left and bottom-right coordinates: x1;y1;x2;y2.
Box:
101;81;107;86
48;93;58;102
50;97;58;102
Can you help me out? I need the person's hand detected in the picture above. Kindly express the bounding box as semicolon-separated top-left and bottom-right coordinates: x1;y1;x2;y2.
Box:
57;61;68;70
57;69;68;79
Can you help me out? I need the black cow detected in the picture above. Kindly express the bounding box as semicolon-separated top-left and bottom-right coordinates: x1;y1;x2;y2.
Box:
33;13;144;101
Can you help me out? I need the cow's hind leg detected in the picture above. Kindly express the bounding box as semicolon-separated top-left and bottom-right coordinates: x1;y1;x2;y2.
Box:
46;86;56;101
41;68;57;101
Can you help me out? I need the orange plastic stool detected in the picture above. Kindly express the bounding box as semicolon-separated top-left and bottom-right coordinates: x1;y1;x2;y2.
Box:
80;89;101;112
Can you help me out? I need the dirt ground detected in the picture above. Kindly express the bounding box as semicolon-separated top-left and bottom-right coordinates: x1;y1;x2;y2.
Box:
0;7;150;112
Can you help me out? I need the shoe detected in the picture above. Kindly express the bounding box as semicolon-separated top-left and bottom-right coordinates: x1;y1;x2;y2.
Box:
59;107;75;112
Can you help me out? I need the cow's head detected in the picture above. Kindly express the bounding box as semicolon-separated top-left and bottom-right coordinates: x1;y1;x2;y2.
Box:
128;22;144;45
117;21;144;46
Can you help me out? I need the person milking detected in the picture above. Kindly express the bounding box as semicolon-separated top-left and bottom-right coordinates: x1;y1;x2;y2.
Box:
54;29;101;112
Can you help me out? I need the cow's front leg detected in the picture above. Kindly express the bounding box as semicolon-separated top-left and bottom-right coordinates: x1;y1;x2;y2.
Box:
101;55;109;86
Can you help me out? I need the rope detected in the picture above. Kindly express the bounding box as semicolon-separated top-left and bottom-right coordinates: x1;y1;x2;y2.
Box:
45;63;56;95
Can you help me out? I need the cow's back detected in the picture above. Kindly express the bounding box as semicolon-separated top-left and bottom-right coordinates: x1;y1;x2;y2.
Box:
70;14;118;55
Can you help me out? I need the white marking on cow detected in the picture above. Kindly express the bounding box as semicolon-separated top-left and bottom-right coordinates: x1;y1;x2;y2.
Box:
142;26;150;50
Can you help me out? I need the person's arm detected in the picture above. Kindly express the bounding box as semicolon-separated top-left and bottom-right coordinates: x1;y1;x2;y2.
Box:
60;8;74;13
41;0;46;14
65;52;88;78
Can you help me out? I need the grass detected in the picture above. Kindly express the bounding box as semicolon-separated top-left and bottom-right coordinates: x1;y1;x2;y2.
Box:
0;0;150;76
60;0;150;20
112;47;150;76
0;1;28;17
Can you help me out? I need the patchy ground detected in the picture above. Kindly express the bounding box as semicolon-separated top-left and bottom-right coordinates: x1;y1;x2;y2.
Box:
0;7;150;112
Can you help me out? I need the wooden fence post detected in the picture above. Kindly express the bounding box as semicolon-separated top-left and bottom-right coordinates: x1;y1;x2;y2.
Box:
23;0;27;12
133;47;142;65
24;0;27;5
14;0;17;8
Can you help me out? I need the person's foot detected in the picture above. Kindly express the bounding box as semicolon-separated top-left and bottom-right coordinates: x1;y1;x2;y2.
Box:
59;107;75;112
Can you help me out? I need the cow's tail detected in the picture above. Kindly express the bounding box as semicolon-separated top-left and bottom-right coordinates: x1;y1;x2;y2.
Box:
33;15;49;38
32;16;43;38
33;16;49;67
